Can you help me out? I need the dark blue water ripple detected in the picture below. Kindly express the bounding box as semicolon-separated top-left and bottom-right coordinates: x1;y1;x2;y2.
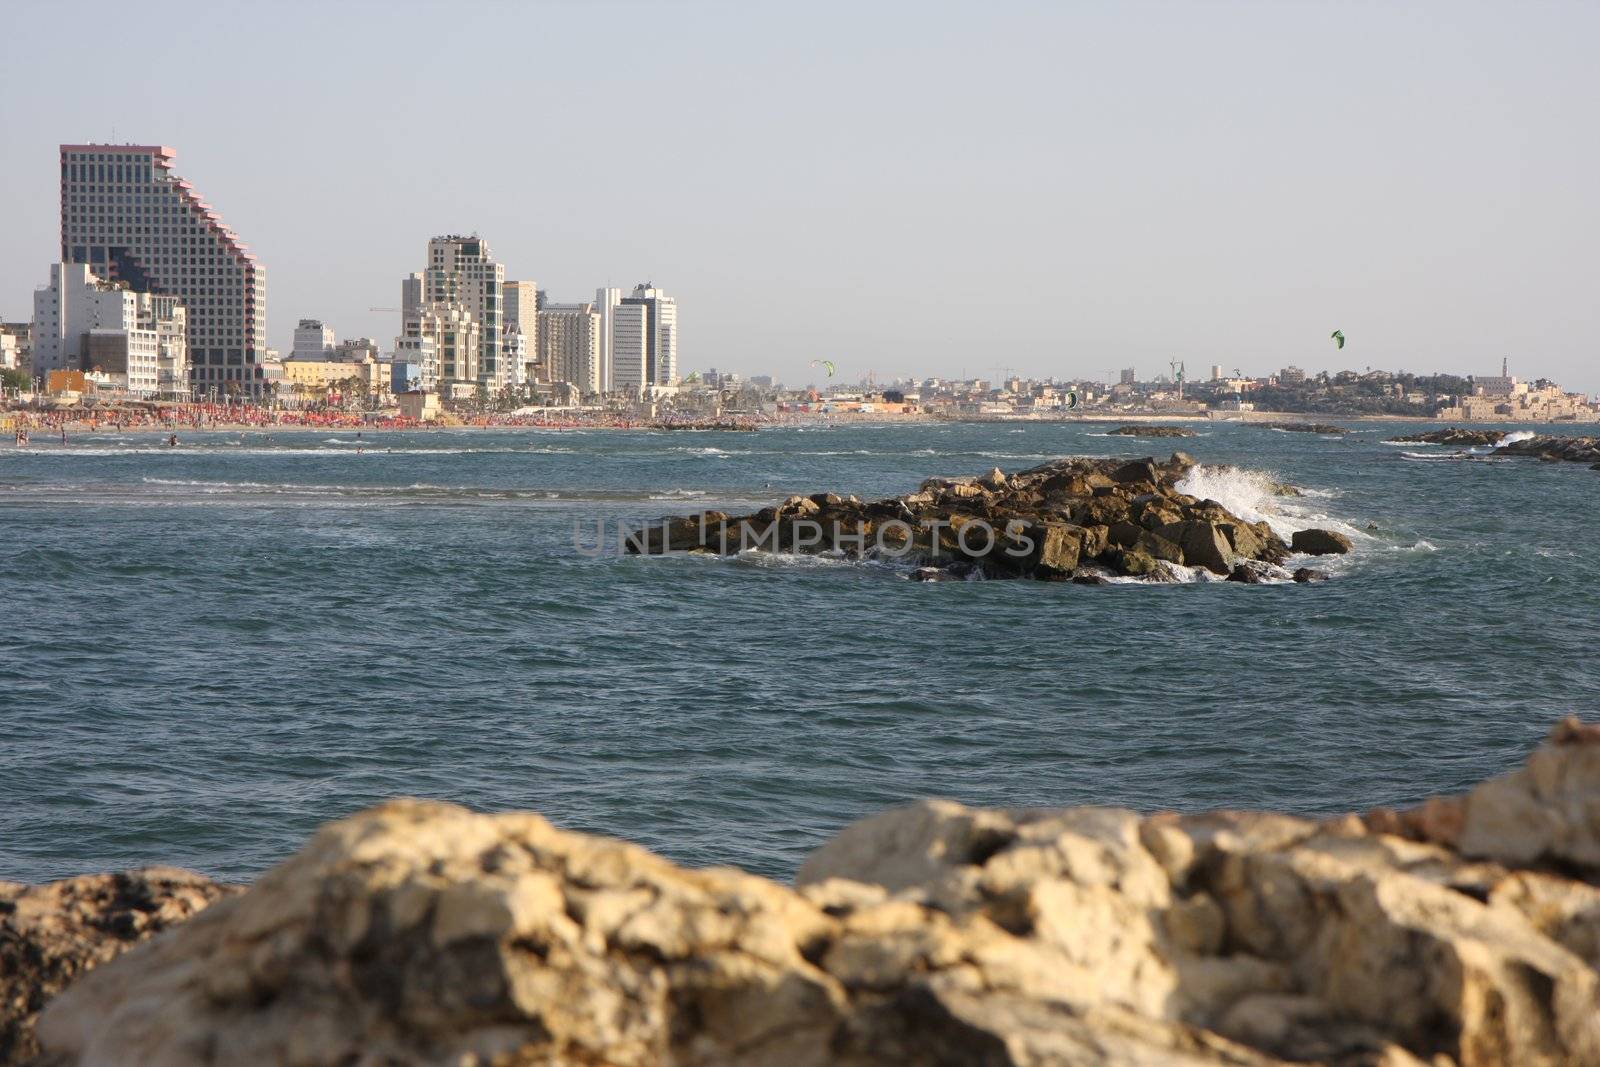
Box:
1;421;1595;882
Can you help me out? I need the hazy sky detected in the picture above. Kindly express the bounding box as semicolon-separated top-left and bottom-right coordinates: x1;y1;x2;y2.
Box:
3;1;1597;390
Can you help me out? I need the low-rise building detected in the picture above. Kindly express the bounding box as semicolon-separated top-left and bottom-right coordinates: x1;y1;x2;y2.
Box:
397;391;443;422
0;323;30;372
282;355;385;397
31;262;188;397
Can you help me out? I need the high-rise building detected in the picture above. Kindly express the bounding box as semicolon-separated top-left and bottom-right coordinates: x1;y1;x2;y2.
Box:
537;303;602;394
504;280;538;386
32;262;188;397
1120;368;1137;385
594;287;622;393
58;144;266;396
610;303;648;394
419;236;506;390
620;282;678;388
292;319;335;360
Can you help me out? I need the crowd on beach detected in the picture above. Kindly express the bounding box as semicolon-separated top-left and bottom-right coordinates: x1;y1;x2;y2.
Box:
2;402;766;441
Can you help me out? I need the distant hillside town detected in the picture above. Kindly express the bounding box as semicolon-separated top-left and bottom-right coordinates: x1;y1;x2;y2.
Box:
782;361;1596;423
2;143;1595;425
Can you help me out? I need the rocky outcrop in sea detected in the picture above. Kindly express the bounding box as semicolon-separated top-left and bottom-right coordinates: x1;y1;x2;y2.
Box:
1389;428;1600;468
628;454;1348;582
1497;434;1600;467
1389;428;1507;447
1253;422;1348;435
1106;425;1197;438
14;720;1600;1066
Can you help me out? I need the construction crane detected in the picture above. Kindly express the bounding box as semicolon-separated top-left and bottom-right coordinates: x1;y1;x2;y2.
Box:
1168;358;1185;399
369;307;400;313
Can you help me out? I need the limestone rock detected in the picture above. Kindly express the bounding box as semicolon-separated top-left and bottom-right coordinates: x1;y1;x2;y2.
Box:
1291;528;1353;555
1176;520;1236;574
1457;716;1600;874
36;801;846;1067
35;724;1600;1067
0;867;232;1063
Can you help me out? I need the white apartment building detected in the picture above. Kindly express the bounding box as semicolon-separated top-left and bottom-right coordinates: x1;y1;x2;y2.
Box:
32;262;188;397
620;282;678;389
393;335;437;392
504;280;538;386
59;144;266;396
595;287;622;393
610;303;648;394
398;304;480;386
420;236;506;390
537;303;602;394
0;324;31;372
292;319;336;360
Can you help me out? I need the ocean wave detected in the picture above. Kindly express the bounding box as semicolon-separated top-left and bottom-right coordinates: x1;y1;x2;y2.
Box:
1175;464;1372;546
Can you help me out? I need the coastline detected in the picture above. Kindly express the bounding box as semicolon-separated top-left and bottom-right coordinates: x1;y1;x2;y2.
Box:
6;409;1596;436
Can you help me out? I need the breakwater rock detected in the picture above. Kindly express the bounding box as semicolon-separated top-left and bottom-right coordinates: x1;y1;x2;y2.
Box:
1254;422;1348;435
651;421;759;432
1390;428;1506;447
1498;434;1600;466
627;454;1337;582
24;718;1600;1066
1107;425;1198;438
1390;429;1600;467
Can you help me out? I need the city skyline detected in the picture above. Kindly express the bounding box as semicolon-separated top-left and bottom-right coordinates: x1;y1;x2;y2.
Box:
2;2;1598;391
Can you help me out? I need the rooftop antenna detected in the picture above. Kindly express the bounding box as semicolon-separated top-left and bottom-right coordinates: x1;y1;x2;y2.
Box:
1502;356;1508;377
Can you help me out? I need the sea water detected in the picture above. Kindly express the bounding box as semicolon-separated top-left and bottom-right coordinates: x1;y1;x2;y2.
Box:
1;420;1594;882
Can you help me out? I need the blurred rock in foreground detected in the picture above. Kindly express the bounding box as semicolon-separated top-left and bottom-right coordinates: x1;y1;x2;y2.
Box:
21;719;1600;1066
1;870;233;1064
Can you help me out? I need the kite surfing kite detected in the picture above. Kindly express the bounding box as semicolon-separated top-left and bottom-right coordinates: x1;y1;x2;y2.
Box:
1064;390;1081;410
1330;330;1345;350
809;359;837;378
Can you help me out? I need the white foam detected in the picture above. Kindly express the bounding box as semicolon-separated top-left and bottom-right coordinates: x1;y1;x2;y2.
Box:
1175;464;1371;545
